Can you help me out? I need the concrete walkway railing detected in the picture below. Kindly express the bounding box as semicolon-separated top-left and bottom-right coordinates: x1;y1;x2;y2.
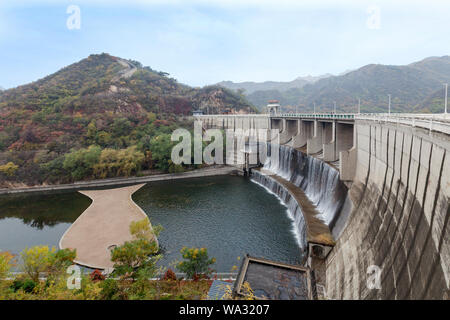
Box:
356;113;450;135
0;166;236;195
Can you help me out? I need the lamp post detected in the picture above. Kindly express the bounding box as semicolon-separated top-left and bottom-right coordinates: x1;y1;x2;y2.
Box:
388;94;391;115
314;102;316;115
334;101;336;114
444;83;448;114
358;98;361;114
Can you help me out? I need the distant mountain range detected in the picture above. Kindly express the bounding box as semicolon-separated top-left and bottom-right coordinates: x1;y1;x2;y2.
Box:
216;74;332;95
217;56;450;113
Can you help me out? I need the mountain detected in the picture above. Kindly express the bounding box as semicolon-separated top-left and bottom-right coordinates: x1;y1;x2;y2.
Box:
417;86;448;113
0;53;255;186
296;56;450;113
217;74;332;95
224;56;450;112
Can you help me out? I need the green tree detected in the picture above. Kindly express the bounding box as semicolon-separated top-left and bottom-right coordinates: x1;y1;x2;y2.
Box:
86;120;97;143
63;145;101;180
177;247;216;279
20;246;56;282
93;146;144;178
150;134;173;172
112;118;132;137
110;219;161;280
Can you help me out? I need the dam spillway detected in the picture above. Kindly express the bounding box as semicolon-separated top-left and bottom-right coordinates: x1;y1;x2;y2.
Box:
262;144;347;228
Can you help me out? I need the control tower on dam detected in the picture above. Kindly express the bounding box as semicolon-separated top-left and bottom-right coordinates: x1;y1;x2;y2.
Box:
197;112;450;299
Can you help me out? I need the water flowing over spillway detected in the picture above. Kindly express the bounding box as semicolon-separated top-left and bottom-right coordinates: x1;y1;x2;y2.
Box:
251;143;348;253
251;173;308;252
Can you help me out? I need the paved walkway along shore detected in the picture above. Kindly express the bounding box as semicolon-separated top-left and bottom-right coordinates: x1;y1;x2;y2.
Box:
0;166;237;195
59;184;154;270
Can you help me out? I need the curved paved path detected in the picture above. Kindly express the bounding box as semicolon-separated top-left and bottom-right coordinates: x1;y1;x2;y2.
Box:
59;184;153;270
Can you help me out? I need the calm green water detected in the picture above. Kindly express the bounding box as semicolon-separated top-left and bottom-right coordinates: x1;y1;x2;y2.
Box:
0;192;91;255
0;176;303;272
133;176;303;272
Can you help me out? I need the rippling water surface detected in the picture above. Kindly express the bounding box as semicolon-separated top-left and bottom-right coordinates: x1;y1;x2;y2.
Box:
0;176;302;272
133;176;303;272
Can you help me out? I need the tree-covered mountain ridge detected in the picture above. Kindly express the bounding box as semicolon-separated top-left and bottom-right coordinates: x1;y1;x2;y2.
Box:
0;53;254;186
0;53;255;116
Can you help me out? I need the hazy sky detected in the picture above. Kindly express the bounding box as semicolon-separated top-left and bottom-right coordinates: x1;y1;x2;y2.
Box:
0;0;449;89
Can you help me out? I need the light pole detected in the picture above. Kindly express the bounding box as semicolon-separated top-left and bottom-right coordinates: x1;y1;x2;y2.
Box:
444;83;448;114
388;94;391;115
314;102;316;115
334;101;336;114
358;98;361;114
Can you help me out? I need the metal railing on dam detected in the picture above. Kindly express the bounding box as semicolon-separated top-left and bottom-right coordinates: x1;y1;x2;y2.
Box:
197;112;449;134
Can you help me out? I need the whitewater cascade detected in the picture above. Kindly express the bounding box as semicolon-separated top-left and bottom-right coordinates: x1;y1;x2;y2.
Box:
251;143;348;253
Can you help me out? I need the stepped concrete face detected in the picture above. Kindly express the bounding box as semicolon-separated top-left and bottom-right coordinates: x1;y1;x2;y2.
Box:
197;113;449;299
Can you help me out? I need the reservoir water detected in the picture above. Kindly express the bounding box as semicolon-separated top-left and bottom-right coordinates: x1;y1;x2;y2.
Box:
0;175;303;272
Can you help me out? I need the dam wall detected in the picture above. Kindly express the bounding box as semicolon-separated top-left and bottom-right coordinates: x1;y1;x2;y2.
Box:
197;113;449;299
326;120;449;299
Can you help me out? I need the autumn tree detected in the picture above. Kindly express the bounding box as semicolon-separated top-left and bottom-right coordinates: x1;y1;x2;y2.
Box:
0;162;19;177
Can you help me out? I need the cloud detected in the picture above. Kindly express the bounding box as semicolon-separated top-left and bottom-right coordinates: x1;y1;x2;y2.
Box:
2;0;450;9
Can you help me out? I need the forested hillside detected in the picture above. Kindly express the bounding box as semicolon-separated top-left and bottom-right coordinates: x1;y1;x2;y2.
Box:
0;53;254;186
223;56;450;113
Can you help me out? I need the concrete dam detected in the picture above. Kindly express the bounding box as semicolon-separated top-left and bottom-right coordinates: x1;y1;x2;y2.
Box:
198;113;449;300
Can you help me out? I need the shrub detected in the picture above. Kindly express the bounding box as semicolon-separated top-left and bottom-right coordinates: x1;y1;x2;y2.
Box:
90;269;106;282
21;279;37;293
177;247;216;279
11;279;24;292
0;251;15;280
10;279;36;294
100;278;120;300
162;268;177;281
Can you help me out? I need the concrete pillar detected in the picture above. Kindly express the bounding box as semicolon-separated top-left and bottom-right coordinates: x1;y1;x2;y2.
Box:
307;120;323;154
339;147;357;181
323;121;338;161
337;122;356;181
279;119;298;144
336;122;354;155
290;119;312;148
